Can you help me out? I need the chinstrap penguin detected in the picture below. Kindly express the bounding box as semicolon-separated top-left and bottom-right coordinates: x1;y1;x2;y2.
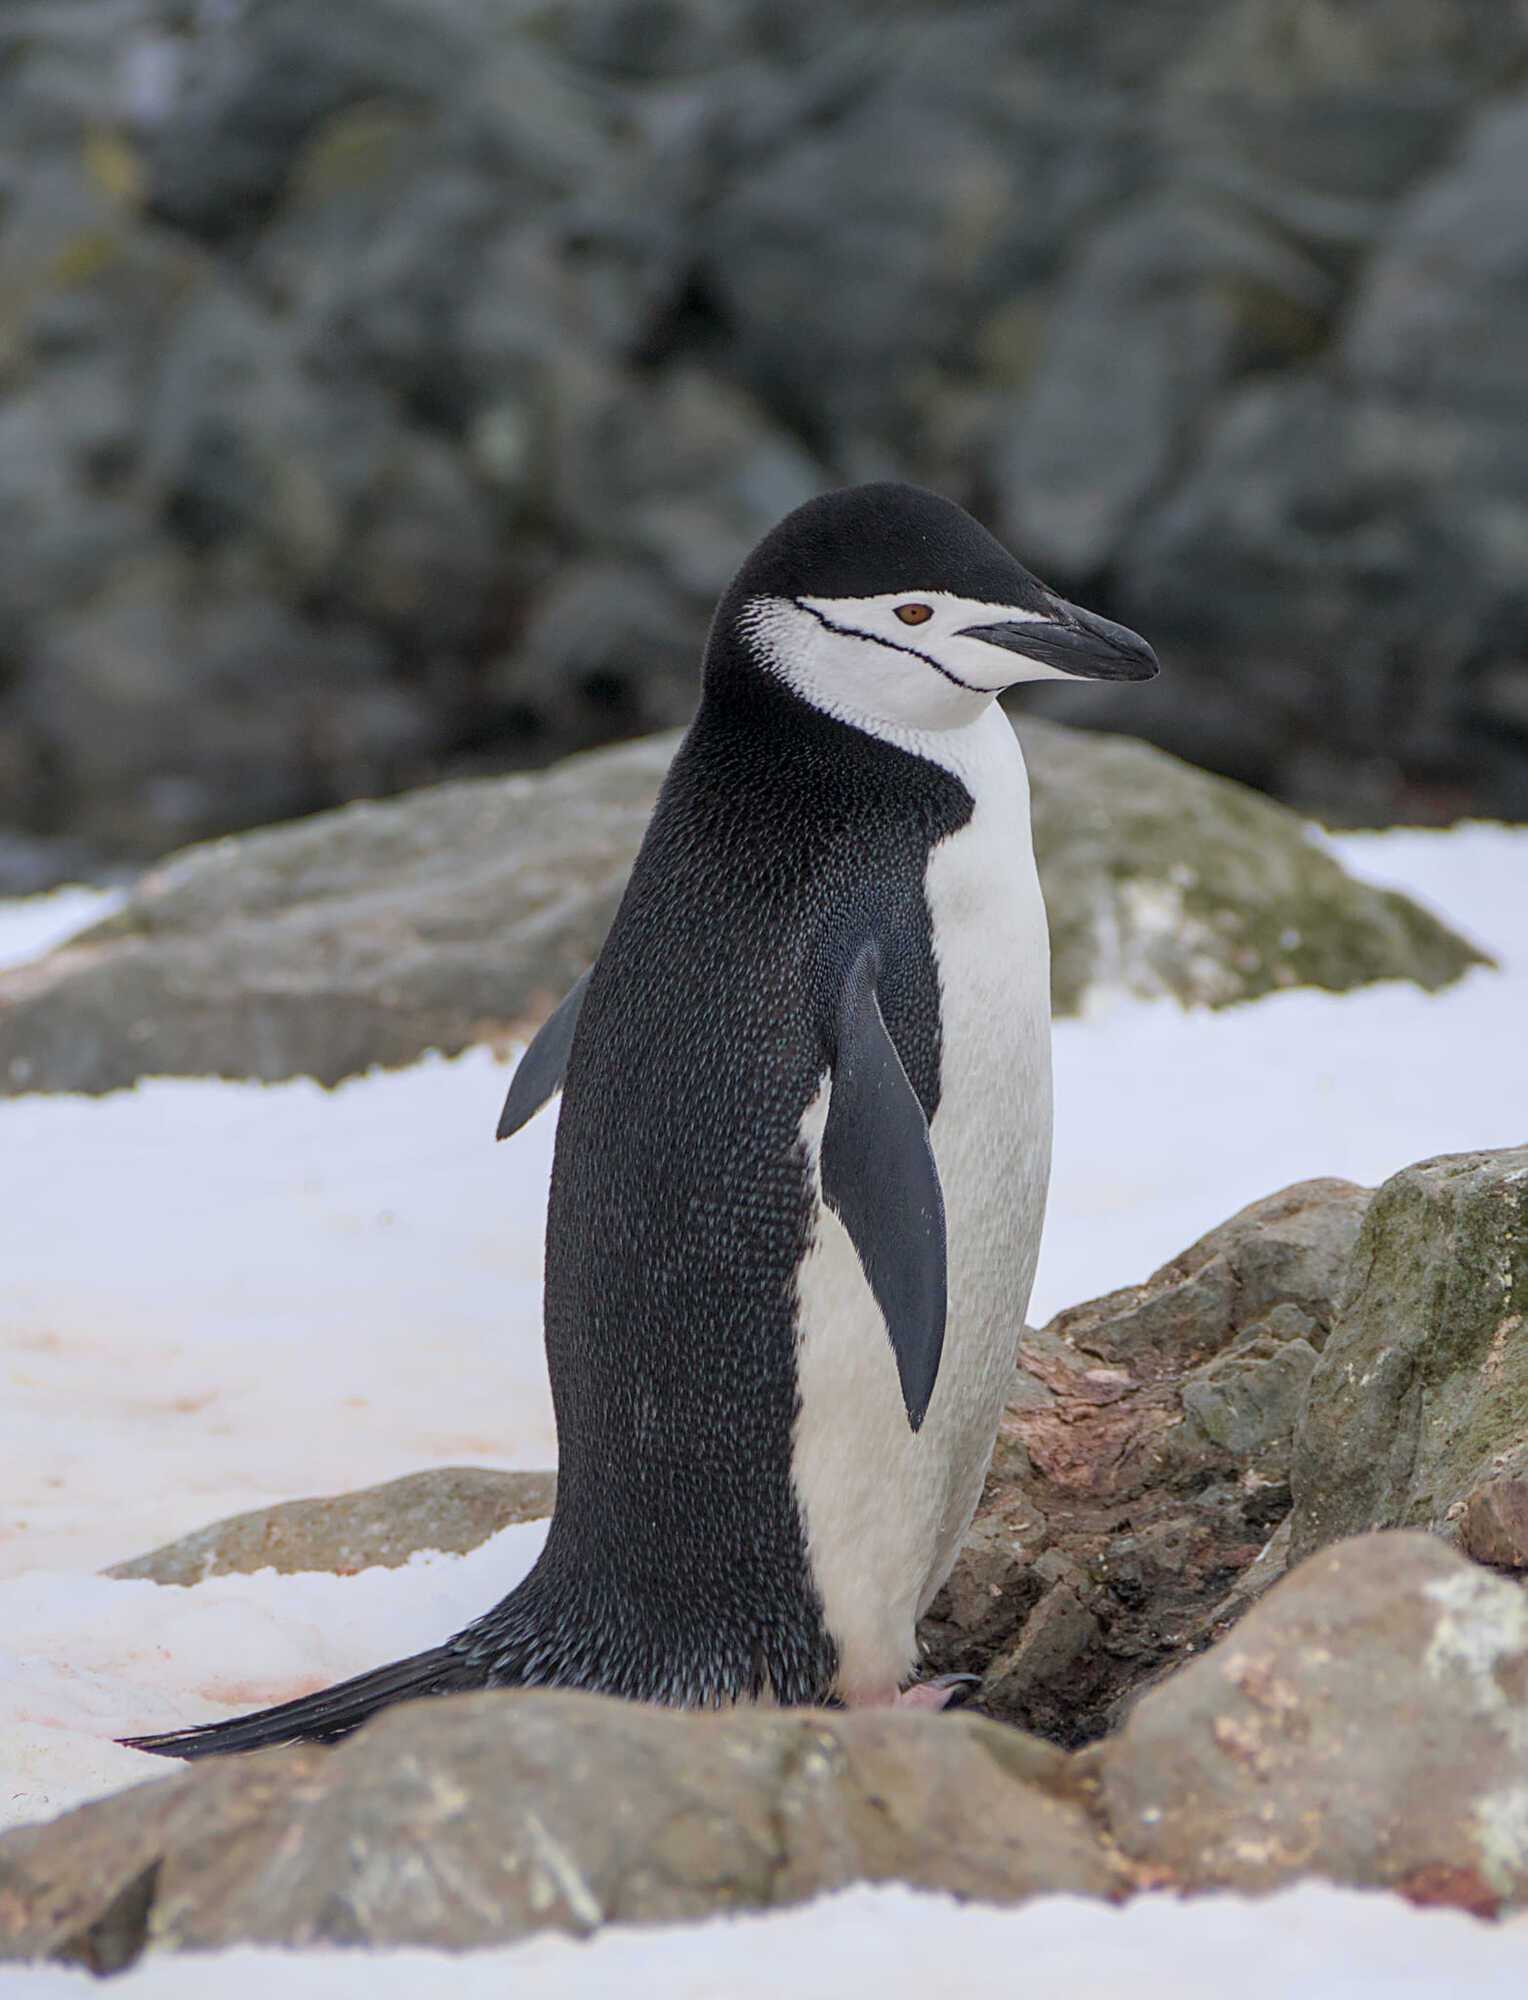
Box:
124;481;1157;1757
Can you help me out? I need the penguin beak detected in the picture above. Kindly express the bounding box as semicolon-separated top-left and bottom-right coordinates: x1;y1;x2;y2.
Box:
958;599;1159;682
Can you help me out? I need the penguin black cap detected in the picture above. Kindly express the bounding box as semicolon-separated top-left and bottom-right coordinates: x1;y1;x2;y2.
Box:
714;481;1160;686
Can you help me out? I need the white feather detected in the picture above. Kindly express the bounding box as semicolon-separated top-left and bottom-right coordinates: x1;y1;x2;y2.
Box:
788;703;1052;1702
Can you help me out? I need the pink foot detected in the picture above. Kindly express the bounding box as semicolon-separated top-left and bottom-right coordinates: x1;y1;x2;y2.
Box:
894;1674;981;1712
896;1682;958;1711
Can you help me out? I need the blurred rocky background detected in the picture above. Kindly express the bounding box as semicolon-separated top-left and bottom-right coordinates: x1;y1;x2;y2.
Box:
3;0;1527;891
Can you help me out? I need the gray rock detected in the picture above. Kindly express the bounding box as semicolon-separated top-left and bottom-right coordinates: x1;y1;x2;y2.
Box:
7;0;1528;856
143;0;476;240
486;560;706;759
1100;1530;1528;1912
1112;79;1528;822
104;1468;556;1587
993;194;1331;578
923;1179;1372;1741
700;11;1147;454
0;719;1484;1096
1290;1146;1528;1563
551;364;825;602
0;1695;1124;1966
1020;718;1487;1016
19;559;423;855
0;731;672;1096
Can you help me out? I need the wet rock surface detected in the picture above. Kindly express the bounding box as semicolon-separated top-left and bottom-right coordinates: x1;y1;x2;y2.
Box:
3;0;1528;879
105;1467;556;1587
0;720;1483;1097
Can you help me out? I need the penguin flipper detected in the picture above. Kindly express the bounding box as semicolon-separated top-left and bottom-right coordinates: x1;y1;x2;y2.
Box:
496;968;592;1141
821;941;947;1432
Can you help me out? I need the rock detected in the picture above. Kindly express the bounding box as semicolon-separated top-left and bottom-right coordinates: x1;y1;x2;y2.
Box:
550;364;825;603
921;1179;1371;1742
1290;1146;1528;1564
20;558;426;855
992;193;1331;579
6;0;1528;854
1460;1470;1528;1572
698;9;1148;454
1099;1531;1528;1912
143;0;476;240
0;720;1484;1097
1021;718;1487;1014
486;560;706;760
0;1695;1124;1966
103;1468;556;1587
0;731;675;1095
1111;83;1528;822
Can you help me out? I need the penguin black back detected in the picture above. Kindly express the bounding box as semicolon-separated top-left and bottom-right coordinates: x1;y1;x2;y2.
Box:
502;659;973;1702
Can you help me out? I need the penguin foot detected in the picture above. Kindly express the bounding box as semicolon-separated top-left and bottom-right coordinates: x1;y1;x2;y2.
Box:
895;1673;981;1712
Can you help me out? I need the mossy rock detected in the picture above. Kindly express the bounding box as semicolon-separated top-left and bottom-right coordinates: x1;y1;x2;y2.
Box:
1290;1145;1528;1562
1019;718;1487;1013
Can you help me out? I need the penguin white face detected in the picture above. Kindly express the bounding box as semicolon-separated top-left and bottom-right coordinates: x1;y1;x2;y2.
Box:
718;483;1158;742
741;586;1158;737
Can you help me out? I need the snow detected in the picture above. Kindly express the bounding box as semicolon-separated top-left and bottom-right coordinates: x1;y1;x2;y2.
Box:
2;834;1527;1987
10;1883;1528;1998
0;886;122;972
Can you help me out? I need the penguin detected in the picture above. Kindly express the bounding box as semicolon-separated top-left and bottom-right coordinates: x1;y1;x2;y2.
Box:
123;482;1157;1758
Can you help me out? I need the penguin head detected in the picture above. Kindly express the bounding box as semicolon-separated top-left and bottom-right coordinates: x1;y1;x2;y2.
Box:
719;482;1158;734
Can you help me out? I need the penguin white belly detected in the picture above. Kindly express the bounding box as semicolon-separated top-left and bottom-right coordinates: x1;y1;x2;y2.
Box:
790;711;1053;1703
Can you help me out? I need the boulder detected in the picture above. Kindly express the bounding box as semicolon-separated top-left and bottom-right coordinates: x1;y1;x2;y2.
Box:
1099;1531;1528;1913
0;732;675;1096
104;1467;556;1587
1291;1146;1528;1564
0;719;1484;1096
923;1178;1372;1741
0;1695;1123;1968
1021;719;1483;1015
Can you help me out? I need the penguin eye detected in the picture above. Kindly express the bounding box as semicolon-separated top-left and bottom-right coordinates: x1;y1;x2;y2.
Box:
895;603;933;625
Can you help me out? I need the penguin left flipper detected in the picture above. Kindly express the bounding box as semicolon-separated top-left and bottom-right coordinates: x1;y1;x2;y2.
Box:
821;940;947;1432
496;968;592;1141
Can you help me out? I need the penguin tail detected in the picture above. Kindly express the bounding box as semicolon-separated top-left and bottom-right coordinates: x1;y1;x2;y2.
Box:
119;1642;481;1761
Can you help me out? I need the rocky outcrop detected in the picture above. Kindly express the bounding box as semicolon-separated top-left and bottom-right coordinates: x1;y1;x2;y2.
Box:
0;720;1484;1097
2;0;1528;888
8;1153;1524;1963
924;1177;1373;1740
104;1468;556;1587
5;1534;1527;1969
1291;1147;1528;1567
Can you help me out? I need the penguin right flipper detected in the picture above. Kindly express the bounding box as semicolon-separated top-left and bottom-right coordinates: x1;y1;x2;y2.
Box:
821;940;948;1432
496;969;592;1141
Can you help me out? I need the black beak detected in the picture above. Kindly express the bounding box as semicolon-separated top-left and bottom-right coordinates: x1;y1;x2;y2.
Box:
958;597;1159;681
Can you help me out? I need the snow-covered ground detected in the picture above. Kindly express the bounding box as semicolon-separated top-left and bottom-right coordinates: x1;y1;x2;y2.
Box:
11;1882;1528;1998
2;826;1526;1989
